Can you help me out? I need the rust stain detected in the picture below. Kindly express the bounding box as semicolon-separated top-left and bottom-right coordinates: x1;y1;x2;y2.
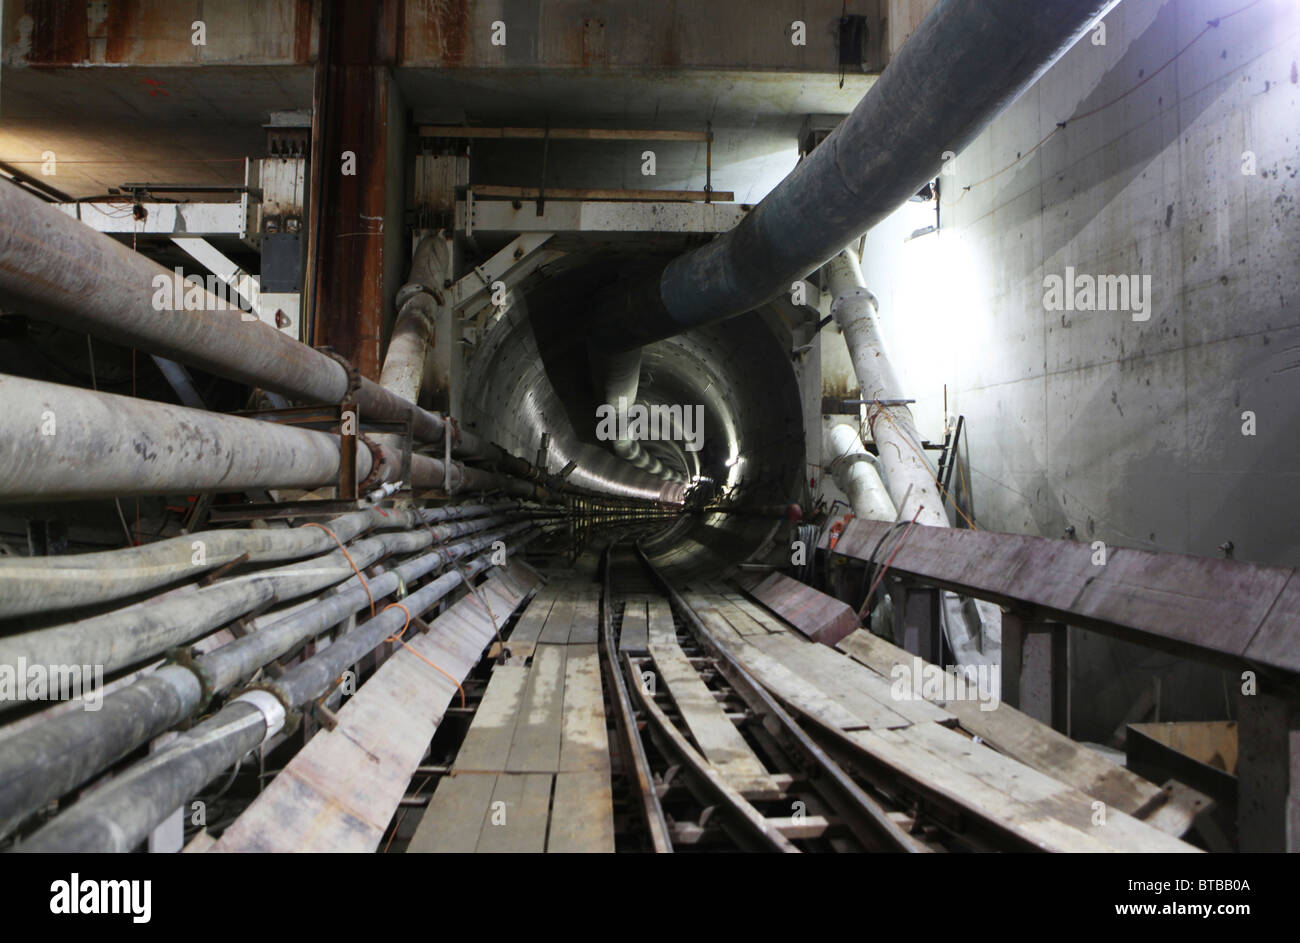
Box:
102;0;141;63
313;65;388;380
294;0;315;63
428;0;468;67
23;0;88;65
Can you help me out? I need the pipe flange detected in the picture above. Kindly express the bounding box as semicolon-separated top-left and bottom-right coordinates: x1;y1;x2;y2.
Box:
163;646;217;710
828;451;882;477
356;431;386;494
316;346;362;402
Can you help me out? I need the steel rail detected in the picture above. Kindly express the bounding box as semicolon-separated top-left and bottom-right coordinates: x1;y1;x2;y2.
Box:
617;647;799;853
598;544;674;853
633;544;929;853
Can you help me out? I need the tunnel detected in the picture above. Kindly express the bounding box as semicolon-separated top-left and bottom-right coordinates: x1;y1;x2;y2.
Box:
0;0;1297;872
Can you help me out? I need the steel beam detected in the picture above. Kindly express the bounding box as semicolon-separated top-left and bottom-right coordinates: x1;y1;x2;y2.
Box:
459;198;747;235
52;202;251;238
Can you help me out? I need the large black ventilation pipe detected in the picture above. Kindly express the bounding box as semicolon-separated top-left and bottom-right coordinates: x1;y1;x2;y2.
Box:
588;0;1110;351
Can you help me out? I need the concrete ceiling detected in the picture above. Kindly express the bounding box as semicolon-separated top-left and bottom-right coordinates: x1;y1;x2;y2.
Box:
0;65;311;197
0;62;870;199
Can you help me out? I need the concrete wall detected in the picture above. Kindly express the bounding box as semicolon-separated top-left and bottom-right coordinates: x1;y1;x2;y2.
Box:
858;0;1300;740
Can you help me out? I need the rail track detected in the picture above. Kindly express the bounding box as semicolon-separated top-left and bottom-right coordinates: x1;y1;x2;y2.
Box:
600;542;931;853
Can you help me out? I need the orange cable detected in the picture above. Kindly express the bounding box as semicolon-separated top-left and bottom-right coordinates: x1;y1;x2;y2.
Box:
303;522;375;618
382;602;466;709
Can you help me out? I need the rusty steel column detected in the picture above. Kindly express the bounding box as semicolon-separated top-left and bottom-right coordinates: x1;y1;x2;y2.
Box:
307;0;400;380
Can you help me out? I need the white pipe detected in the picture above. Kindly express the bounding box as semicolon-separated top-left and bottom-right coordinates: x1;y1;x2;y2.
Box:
825;248;948;528
825;423;896;521
824;246;999;675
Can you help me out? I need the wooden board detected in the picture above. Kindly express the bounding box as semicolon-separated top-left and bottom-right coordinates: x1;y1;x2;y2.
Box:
704;622;895;731
745;572;859;646
648;621;776;789
568;593;601;645
473;772;554;853
835;630;1176;822
508;591;556;644
212;564;538;853
409;638;615;853
848;722;1198;853
538;592;576;645
749;631;952;727
647;599;675;646
549;772;615;853
506;644;567;772
619;596;650;652
549;643;615;852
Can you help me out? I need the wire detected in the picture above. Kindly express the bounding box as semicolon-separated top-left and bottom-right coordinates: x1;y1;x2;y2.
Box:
419;515;506;651
858;507;923;619
383;602;466;709
302;522;375;618
868;402;980;530
949;0;1271;208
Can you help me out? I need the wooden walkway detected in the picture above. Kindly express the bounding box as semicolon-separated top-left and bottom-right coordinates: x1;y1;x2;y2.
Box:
407;581;615;853
684;585;1199;853
209;562;540;853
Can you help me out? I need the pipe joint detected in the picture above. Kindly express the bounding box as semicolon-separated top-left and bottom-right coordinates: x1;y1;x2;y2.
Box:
231;685;292;742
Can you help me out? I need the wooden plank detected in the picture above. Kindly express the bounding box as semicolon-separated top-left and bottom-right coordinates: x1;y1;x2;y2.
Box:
832;518;1298;674
452;666;530;770
548;772;615;852
508;592;555;644
404;663;532;854
505;644;568;772
748;631;948;727
214;565;537;853
649;629;779;788
706;628;886;731
471;185;732;203
409;774;500;853
475;772;553;853
850;722;1198;853
538;592;576;645
568;591;600;645
548;637;613;851
647;599;675;645
746;572;858;646
558;644;609;772
836;630;1171;819
700;595;768;636
730;597;788;634
419;125;710;142
619;596;649;652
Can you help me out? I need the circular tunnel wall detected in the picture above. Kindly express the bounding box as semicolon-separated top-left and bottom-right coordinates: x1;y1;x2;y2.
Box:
459;254;805;577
